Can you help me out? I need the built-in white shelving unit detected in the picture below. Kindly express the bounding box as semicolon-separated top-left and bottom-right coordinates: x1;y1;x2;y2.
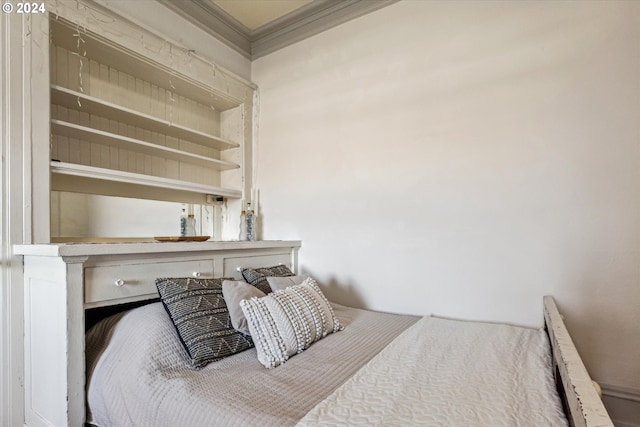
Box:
48;16;251;210
14;4;261;427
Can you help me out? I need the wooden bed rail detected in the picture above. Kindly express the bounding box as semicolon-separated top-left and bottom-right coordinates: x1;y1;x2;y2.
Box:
543;296;614;427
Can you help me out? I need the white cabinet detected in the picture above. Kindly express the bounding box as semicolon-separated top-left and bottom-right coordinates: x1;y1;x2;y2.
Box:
48;16;251;205
26;1;260;243
15;240;301;427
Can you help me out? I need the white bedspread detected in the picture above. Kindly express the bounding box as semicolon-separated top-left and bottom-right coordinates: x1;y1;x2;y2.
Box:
297;316;568;427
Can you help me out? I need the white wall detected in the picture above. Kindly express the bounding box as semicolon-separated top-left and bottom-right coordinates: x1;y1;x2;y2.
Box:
252;0;640;396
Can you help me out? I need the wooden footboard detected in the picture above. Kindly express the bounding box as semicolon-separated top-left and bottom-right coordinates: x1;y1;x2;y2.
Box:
543;296;614;427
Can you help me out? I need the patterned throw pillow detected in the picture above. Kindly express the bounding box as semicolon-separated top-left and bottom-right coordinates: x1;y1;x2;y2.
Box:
241;264;294;294
240;277;343;369
155;277;253;368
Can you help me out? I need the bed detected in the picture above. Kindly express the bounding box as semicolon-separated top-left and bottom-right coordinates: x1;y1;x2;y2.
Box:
85;273;614;427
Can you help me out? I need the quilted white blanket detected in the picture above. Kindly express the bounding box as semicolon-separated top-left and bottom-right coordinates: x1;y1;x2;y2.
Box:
297;316;568;427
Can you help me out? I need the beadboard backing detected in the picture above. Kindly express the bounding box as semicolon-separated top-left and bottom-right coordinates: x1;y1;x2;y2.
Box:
42;1;256;239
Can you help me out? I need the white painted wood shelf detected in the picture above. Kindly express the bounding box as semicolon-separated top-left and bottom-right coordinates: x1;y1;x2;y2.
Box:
51;161;242;198
51;119;239;171
49;18;244;111
51;85;240;151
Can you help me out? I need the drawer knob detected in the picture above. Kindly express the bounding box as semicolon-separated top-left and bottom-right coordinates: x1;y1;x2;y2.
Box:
192;271;201;278
114;279;125;287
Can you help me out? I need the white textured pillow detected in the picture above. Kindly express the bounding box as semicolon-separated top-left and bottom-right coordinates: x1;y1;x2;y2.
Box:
240;277;343;368
266;274;310;292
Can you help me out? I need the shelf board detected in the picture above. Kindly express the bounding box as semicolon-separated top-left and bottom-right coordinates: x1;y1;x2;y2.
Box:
51;161;242;199
51;120;239;171
50;17;245;111
51;85;239;151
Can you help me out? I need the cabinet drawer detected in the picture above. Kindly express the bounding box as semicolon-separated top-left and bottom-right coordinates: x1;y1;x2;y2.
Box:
85;260;214;304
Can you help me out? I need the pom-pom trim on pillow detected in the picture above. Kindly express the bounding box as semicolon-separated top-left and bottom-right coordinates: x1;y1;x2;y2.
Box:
240;277;342;368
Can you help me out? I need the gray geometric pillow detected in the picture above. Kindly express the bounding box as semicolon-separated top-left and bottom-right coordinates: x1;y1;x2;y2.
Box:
155;277;253;368
241;265;294;294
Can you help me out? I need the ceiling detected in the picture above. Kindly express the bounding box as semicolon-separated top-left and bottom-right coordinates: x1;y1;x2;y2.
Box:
212;0;314;31
157;0;399;60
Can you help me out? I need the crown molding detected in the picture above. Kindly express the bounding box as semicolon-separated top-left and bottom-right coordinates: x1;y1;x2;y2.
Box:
156;0;252;57
252;0;399;59
157;0;399;60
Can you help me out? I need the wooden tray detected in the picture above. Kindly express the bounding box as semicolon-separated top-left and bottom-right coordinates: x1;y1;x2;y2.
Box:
154;236;210;242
